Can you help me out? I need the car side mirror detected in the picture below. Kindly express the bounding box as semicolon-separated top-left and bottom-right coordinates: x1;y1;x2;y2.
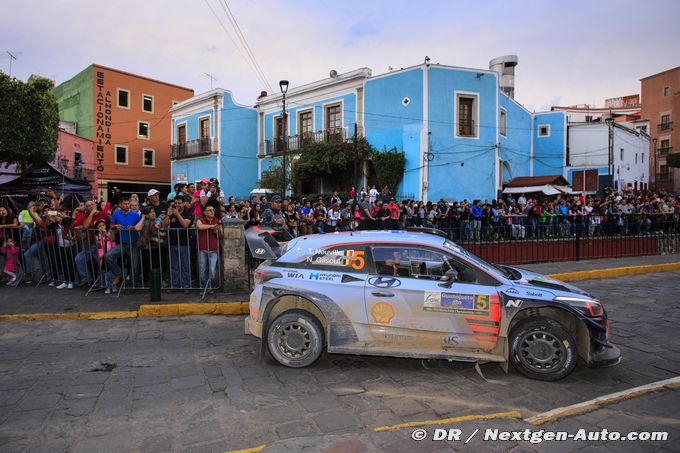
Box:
438;269;458;287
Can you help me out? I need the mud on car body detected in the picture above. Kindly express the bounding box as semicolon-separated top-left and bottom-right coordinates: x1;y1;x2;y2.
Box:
245;228;621;381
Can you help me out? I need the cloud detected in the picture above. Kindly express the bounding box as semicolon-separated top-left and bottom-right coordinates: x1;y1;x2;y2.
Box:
1;0;679;109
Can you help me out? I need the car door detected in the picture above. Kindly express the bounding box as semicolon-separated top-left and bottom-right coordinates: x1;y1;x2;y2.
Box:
364;245;501;353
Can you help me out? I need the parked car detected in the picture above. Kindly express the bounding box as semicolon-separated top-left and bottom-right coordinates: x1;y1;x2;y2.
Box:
245;228;620;380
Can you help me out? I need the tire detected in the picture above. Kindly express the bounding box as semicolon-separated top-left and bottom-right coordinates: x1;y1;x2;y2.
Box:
266;310;324;368
509;317;577;381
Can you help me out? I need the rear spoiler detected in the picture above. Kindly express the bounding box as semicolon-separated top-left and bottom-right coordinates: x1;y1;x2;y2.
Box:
245;226;293;260
405;227;448;238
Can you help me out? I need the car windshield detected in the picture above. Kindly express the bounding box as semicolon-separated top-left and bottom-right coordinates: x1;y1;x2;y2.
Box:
442;239;510;279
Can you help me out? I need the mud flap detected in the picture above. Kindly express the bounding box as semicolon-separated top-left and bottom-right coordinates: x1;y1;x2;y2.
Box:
474;362;510;385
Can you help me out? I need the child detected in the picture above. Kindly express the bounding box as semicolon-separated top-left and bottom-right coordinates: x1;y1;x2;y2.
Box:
1;238;21;286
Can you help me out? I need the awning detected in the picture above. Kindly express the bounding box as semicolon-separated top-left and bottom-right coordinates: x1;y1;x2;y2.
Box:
503;185;562;196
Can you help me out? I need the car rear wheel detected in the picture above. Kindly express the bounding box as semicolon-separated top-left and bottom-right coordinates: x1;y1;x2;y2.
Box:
267;310;324;368
509;317;577;381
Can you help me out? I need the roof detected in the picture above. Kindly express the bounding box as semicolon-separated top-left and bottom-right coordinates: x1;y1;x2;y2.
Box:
92;64;194;92
286;230;446;250
505;175;569;188
640;66;680;81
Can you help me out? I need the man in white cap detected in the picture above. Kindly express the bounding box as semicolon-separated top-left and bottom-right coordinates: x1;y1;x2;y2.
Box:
145;188;168;218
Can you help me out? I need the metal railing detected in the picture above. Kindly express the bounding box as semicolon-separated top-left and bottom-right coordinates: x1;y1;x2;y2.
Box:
658;122;673;132
656;172;673;182
264;128;349;155
170;138;217;160
658;147;672;156
2;225;223;299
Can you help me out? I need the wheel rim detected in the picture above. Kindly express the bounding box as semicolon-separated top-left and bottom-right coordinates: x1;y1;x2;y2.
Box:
518;330;566;372
275;321;313;359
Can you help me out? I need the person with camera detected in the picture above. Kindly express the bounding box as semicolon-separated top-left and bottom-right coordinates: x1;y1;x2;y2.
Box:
162;194;193;289
196;205;222;290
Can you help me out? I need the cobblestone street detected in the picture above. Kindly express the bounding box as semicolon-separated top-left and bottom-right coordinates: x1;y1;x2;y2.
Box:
1;272;679;452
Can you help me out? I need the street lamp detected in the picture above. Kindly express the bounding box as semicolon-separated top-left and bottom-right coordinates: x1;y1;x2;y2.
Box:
605;117;614;191
652;137;658;190
279;80;289;198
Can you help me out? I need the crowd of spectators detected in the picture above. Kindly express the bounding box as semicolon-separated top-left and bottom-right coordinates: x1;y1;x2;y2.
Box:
0;178;678;290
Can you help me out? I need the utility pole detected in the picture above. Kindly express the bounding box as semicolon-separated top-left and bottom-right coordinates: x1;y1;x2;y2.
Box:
279;80;289;198
5;51;22;77
605;117;614;191
353;123;358;202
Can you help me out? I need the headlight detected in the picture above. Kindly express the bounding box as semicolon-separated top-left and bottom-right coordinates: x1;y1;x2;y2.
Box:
554;296;604;317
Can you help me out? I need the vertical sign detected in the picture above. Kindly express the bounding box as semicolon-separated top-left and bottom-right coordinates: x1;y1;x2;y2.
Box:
95;71;112;173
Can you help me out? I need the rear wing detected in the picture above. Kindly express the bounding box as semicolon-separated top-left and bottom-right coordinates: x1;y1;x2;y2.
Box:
245;226;293;260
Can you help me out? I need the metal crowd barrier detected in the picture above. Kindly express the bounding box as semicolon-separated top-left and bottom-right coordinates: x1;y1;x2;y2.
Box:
4;225;223;300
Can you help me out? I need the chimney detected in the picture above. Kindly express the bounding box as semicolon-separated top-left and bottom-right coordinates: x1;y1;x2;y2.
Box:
489;55;518;99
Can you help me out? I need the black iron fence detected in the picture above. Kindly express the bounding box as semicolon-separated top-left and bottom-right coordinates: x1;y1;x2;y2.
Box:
170;138;217;160
0;225;223;299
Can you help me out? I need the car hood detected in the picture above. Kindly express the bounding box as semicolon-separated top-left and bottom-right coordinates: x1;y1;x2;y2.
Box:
506;266;594;298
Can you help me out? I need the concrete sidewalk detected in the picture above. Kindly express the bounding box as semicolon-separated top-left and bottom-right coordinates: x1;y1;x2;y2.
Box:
1;254;678;318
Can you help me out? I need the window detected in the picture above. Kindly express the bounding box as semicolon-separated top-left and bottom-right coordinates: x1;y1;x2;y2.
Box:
143;149;155;167
660;114;671;132
642;153;644;163
620;148;624;161
177;124;186;144
142;94;154;113
325;104;342;135
199;117;210;139
585;115;593;122
538;125;550;137
115;145;128;164
456;94;477;137
73;151;82;166
299;110;313;138
274;116;285;152
138;121;150;139
640;125;647;133
660;164;668;173
117;89;130;109
663;86;670;97
499;109;507;136
635;153;638;164
660;139;670;154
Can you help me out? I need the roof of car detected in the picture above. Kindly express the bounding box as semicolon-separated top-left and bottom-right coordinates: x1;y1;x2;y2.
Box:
286;230;447;250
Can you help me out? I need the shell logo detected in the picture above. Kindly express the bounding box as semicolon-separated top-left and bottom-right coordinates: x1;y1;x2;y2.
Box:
370;302;395;324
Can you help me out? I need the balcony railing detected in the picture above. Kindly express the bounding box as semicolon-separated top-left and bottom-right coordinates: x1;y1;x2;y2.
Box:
58;164;95;182
170;138;217;160
658;147;672;156
658;121;673;132
656;172;672;182
263;127;353;156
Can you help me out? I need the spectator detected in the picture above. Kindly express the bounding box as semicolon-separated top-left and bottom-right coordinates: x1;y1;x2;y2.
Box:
0;206;19;245
326;203;341;232
55;216;77;289
74;200;109;286
369;185;379;204
261;195;287;231
300;201;314;235
145;189;168;217
381;185;392;204
330;191;342;207
196;205;223;290
105;197;142;290
471;200;483;241
162;196;193;289
1;237;20;286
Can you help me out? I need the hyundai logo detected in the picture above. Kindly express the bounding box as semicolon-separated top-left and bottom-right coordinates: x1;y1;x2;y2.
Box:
254;248;266;255
368;276;401;288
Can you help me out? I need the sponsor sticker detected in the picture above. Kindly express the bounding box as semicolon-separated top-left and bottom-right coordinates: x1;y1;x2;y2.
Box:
506;299;523;308
370;302;395;324
308;272;341;282
368;276;401;288
424;292;489;314
442;334;460;350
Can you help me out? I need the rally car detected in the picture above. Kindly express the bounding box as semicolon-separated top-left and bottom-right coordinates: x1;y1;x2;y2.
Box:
245;228;620;381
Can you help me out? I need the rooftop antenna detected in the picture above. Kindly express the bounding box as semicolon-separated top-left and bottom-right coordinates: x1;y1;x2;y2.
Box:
4;51;22;77
203;73;218;90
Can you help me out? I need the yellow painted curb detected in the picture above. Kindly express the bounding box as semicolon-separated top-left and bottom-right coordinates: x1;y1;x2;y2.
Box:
548;261;680;282
0;311;138;322
373;410;523;432
526;376;680;426
0;302;248;322
224;444;266;453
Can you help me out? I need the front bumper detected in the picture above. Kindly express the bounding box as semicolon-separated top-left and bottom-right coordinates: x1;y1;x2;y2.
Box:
244;316;263;338
587;343;621;368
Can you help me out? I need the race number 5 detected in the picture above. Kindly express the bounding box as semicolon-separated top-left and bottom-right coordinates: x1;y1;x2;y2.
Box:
351;251;365;270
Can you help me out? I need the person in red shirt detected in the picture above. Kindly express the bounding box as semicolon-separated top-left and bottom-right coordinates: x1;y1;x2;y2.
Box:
196;205;223;290
386;198;400;230
74;201;110;286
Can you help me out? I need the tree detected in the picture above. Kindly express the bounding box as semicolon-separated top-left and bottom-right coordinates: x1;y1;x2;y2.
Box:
372;147;406;193
667;152;680;169
293;137;373;190
257;162;296;192
0;73;59;172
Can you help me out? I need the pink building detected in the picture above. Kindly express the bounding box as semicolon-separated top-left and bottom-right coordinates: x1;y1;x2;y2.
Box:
0;128;97;194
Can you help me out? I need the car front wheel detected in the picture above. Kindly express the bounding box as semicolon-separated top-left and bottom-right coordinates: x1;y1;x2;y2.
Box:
509;317;577;381
267;310;324;368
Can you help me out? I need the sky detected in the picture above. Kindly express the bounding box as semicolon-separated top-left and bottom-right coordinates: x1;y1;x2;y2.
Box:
2;0;679;112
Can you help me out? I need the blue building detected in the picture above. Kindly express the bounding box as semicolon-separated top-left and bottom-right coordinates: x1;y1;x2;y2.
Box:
170;89;257;199
172;57;574;202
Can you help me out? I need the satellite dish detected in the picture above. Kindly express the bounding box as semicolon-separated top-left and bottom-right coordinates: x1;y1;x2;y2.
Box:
329;70;338;78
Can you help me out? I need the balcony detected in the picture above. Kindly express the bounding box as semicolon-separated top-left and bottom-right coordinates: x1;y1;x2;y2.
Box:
658;121;673;133
263;128;353;156
57;162;96;182
170;138;217;160
658;147;672;156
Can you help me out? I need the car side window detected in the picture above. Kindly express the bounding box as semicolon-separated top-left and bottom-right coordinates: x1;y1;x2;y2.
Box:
447;256;499;286
372;246;449;280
